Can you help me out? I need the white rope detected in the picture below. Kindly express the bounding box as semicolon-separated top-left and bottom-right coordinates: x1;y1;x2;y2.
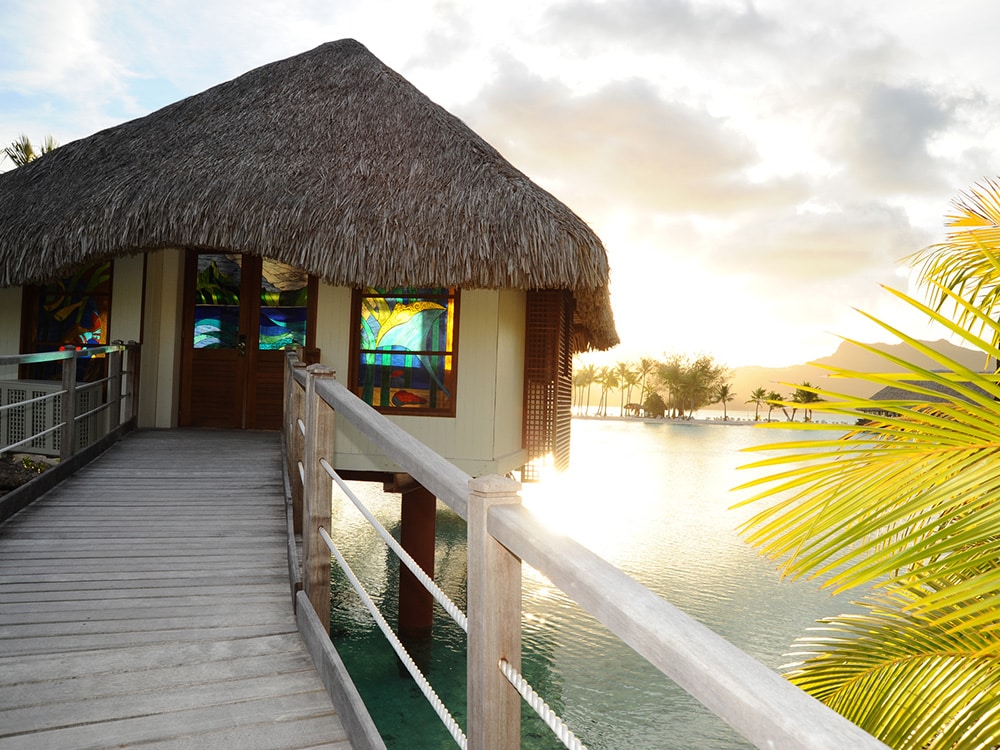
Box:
297;460;305;487
319;526;468;749
319;457;469;633
297;416;305;437
499;659;589;750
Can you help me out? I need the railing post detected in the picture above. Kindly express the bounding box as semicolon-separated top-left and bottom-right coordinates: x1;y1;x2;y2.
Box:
127;341;140;423
108;343;123;430
467;474;522;750
285;351;308;534
59;350;78;461
302;364;335;632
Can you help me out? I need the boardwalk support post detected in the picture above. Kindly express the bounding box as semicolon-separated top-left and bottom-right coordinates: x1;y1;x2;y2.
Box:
303;364;335;632
467;474;522;750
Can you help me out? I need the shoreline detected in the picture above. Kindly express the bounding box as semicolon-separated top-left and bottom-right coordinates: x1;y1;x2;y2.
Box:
572;414;853;427
573;413;759;426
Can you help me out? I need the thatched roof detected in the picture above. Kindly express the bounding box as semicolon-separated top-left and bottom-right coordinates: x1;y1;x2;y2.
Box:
862;379;991;416
0;39;617;350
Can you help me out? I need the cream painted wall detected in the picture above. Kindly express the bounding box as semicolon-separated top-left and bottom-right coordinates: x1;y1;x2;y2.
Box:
108;255;145;345
0;287;22;379
323;287;526;477
137;249;184;428
493;289;526;471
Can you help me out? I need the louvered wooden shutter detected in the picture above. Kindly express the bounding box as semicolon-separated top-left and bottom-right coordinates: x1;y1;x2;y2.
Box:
522;290;573;481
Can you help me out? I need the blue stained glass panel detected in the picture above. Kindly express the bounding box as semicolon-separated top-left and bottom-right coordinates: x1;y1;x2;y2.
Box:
194;305;240;348
259;307;307;350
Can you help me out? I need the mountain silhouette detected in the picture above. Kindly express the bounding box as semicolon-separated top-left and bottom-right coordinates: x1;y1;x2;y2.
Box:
731;339;986;402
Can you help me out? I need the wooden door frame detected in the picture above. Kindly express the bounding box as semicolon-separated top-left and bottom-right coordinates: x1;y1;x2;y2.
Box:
179;250;318;429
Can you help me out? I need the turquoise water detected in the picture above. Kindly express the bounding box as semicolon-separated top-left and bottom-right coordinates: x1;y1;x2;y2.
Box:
328;418;859;749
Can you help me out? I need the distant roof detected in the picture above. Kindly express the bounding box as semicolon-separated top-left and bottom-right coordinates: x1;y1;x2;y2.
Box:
862;379;991;415
0;39;618;350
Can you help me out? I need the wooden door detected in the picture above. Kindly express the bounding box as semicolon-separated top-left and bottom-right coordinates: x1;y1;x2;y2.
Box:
180;252;315;429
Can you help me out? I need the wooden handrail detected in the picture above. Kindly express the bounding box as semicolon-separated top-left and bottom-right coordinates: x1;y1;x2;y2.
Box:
283;350;889;750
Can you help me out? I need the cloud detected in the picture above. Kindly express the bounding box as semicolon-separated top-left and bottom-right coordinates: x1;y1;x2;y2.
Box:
817;82;955;194
459;57;808;220
707;201;926;293
542;0;776;54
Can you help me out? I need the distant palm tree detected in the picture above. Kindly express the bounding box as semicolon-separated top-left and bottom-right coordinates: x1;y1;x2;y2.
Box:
595;366;620;417
746;387;768;421
793;382;823;422
637;357;657;407
714;383;735;420
614;360;635;415
654;356;684;418
621;368;641;413
575;364;597;415
765;390;782;422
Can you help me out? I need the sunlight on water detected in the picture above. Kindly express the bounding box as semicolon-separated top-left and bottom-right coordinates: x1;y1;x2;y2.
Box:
329;418;861;749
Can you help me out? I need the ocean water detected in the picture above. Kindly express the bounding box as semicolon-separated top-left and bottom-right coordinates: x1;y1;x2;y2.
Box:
327;418;859;749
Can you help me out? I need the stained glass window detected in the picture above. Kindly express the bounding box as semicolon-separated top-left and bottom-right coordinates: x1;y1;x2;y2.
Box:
259;259;308;351
27;261;112;381
352;287;458;415
193;254;242;349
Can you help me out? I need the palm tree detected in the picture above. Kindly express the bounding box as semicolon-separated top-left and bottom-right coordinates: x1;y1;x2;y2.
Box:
621;369;641;415
764;391;782;422
575;363;597;415
713;382;735;420
3;134;57;168
636;357;657;407
792;382;823;422
594;366;619;417
654;356;684;418
614;360;635;415
735;180;1000;749
746;387;768;421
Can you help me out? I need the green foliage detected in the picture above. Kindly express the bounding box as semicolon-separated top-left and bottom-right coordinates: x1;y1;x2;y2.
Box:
735;183;1000;748
3;134;57;168
20;457;47;474
641;391;666;418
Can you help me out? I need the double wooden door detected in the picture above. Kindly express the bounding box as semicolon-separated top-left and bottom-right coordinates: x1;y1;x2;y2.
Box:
180;252;316;429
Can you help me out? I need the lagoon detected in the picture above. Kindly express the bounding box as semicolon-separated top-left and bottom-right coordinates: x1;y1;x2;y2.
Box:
328;417;859;748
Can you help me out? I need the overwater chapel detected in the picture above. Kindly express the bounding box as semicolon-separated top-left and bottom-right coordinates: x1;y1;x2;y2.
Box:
0;39;617;479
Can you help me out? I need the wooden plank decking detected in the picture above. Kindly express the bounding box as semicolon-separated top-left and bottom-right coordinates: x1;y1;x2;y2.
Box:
0;429;352;749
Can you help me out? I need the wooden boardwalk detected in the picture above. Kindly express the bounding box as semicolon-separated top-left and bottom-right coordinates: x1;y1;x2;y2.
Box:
0;429;353;749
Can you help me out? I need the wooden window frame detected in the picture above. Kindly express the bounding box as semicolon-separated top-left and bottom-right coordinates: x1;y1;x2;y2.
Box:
348;286;460;418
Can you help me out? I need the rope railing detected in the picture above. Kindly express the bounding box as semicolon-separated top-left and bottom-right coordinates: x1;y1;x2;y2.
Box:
319;457;469;633
498;659;587;750
318;526;469;749
282;350;890;750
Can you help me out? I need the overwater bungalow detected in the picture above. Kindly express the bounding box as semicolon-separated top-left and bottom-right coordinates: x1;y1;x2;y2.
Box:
0;42;898;748
0;39;618;480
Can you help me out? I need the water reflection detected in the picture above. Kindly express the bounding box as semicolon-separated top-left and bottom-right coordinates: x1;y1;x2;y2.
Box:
329;418;859;749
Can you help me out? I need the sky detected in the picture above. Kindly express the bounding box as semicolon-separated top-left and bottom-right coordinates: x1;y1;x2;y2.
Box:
2;0;999;368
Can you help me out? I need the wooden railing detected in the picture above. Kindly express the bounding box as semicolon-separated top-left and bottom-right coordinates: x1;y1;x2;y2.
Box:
283;351;889;750
0;342;140;521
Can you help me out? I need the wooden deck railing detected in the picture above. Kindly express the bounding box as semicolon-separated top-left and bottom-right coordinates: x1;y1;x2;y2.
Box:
282;350;889;750
0;342;140;521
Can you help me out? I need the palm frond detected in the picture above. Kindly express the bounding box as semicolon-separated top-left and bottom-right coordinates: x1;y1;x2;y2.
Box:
910;179;1000;339
735;289;1000;630
785;591;1000;749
